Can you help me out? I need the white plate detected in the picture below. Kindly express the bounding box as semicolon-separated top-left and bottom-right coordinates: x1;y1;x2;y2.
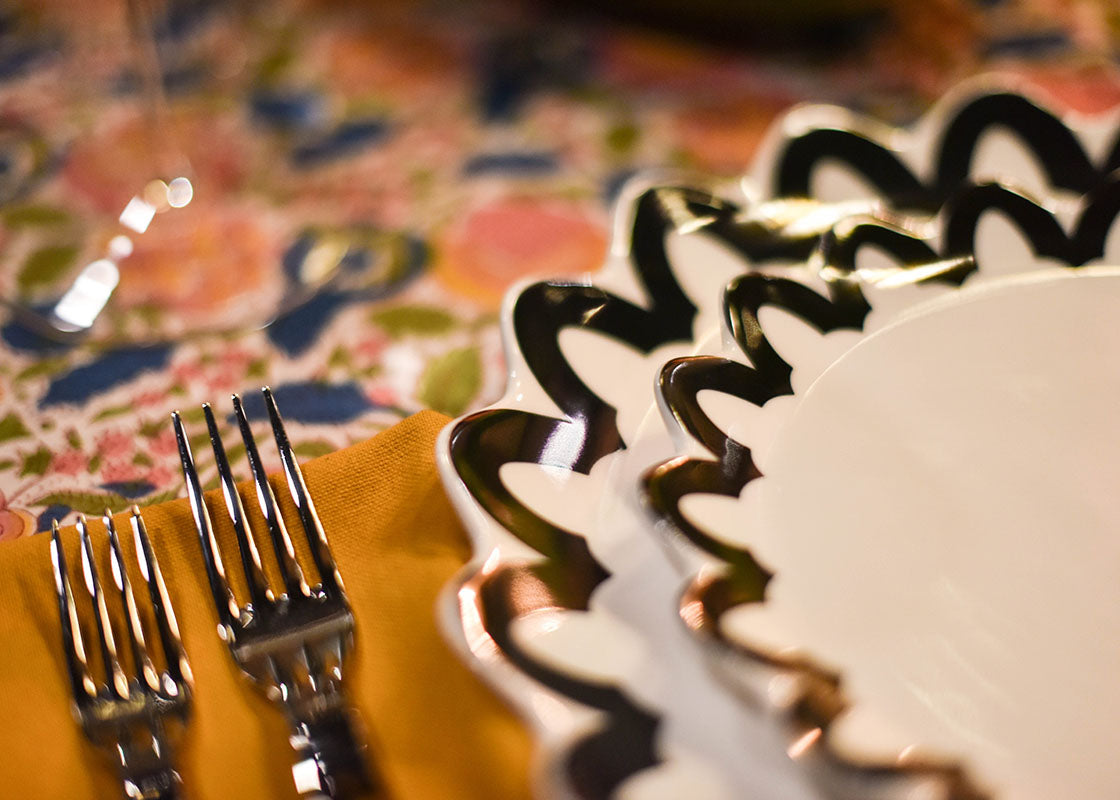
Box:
437;80;1120;799
436;175;831;799
640;95;1120;799
723;266;1120;800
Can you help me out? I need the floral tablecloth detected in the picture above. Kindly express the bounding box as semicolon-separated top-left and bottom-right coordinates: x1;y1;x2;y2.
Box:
0;0;1115;536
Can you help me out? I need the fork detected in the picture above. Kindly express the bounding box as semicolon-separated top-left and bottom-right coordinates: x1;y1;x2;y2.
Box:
172;387;375;799
50;507;192;800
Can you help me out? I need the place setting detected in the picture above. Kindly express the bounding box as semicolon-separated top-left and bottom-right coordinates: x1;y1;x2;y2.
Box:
1;2;1119;799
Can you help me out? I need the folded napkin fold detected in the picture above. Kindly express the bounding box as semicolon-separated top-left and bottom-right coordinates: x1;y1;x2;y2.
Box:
0;410;532;799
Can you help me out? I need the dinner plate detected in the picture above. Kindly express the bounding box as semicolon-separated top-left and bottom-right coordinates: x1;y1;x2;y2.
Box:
436;79;1120;799
640;88;1120;794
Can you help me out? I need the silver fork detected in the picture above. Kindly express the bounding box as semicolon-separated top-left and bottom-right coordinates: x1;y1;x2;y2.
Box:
172;387;375;799
50;507;192;800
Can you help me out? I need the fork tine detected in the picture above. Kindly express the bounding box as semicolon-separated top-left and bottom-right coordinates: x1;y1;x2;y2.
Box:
50;521;97;701
233;393;310;600
262;386;344;595
131;506;192;689
77;514;129;699
104;511;160;693
204;403;274;612
173;409;241;634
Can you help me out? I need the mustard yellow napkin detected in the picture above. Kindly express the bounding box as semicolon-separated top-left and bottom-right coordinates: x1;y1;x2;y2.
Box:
0;410;532;799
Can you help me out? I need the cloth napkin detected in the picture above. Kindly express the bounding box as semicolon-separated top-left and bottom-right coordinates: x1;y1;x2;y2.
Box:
0;410;532;799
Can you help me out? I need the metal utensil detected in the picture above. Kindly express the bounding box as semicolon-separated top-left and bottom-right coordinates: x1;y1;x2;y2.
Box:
50;507;192;800
172;387;375;799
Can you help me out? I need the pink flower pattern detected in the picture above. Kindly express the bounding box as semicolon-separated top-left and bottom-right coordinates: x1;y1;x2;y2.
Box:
100;460;142;484
50;450;87;476
95;430;134;460
148;429;179;457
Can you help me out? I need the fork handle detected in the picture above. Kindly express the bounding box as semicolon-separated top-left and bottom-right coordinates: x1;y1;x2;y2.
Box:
120;768;183;800
289;707;380;799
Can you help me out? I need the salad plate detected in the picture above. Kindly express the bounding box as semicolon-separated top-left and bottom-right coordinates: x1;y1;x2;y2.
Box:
434;174;865;798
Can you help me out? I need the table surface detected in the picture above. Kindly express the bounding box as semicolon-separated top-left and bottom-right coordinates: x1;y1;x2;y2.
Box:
0;0;1115;536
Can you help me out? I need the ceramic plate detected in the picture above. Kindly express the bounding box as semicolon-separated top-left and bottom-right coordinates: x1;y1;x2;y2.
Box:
434;174;866;798
641;82;1120;799
642;263;1120;800
437;80;1120;799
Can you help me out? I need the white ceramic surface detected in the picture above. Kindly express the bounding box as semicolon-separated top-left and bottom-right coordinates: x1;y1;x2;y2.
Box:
695;267;1120;799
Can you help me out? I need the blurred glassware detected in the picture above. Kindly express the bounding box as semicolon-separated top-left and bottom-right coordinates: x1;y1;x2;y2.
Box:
0;0;200;342
0;0;411;345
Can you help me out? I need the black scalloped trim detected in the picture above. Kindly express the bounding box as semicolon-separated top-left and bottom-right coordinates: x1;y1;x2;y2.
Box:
447;184;822;797
774;92;1120;213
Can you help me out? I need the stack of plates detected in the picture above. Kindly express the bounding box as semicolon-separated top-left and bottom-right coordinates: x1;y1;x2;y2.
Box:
435;77;1120;800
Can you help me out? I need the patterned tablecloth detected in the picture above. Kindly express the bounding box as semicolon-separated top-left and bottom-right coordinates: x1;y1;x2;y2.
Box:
0;0;1115;535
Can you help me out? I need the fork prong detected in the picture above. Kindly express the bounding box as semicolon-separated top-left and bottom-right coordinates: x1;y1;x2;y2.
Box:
204;403;274;612
263;387;344;596
131;506;192;689
233;393;310;600
105;511;160;693
173;409;241;634
78;514;130;699
50;521;97;702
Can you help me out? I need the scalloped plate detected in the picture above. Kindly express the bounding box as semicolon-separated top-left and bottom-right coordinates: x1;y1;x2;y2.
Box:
436;80;1120;799
435;175;849;799
639;84;1120;799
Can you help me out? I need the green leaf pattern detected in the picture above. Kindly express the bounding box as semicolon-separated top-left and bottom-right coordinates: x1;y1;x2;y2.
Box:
372;305;457;337
0;414;30;443
19;447;51;477
417;346;482;417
